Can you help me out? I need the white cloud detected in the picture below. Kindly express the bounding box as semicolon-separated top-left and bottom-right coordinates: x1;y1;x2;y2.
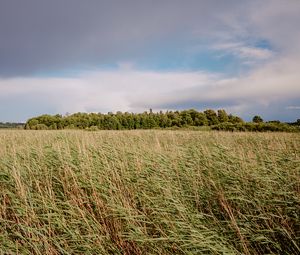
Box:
213;42;273;61
1;57;299;121
239;47;273;59
0;70;217;117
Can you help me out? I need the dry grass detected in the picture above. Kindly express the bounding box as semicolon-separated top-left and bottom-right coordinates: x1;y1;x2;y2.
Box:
0;130;299;254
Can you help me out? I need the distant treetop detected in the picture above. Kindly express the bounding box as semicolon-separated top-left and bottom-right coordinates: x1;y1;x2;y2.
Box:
24;109;300;132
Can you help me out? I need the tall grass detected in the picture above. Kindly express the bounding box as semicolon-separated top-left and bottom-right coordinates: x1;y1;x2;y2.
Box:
0;130;299;254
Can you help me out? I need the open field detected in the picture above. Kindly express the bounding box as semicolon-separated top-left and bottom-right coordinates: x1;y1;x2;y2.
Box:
0;130;299;254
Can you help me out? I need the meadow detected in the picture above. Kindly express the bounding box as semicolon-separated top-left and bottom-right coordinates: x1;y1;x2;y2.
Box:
0;130;299;254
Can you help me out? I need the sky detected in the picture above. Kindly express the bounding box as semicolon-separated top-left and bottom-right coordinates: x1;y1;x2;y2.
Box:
0;0;300;122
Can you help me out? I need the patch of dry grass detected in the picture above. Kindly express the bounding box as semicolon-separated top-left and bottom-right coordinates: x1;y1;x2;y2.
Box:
0;130;299;254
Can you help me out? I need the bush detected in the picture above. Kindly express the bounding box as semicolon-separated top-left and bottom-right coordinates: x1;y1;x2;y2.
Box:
211;122;299;132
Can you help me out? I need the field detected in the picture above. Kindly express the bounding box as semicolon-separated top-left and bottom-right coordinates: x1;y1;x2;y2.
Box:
0;130;299;254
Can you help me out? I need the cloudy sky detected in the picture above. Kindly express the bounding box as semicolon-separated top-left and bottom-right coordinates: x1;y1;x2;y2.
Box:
1;0;300;122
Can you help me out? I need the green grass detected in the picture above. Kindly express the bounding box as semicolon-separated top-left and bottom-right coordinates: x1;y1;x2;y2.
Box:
0;130;299;254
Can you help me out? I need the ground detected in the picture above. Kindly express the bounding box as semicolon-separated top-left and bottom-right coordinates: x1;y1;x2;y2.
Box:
0;130;299;254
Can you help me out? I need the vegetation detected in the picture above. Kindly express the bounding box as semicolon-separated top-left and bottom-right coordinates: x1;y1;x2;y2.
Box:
252;115;264;123
0;130;299;254
0;122;24;129
211;122;300;132
24;109;224;130
24;109;300;132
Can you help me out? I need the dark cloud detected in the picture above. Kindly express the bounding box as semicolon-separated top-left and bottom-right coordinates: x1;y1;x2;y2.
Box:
0;0;300;122
0;0;245;76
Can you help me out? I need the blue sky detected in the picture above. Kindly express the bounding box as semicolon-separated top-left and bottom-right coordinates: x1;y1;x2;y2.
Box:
0;0;300;122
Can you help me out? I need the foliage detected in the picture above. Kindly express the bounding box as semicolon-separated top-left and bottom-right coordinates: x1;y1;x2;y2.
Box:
204;109;219;125
0;122;24;129
253;115;264;123
25;109;237;130
212;122;300;132
24;109;300;132
0;130;299;254
217;109;229;123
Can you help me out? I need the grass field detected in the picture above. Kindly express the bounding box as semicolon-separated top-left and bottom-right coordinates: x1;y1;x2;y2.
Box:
0;130;299;254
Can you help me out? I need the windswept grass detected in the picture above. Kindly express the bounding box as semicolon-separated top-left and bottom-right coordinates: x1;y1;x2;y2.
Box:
0;130;299;254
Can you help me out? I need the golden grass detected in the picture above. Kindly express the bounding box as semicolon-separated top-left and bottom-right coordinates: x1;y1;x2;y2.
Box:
0;130;299;254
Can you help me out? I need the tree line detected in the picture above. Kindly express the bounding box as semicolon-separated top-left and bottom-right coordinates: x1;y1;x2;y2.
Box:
24;109;300;132
0;122;24;129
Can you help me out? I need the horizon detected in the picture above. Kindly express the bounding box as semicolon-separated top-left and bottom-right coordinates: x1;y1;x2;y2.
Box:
1;0;300;122
1;108;299;125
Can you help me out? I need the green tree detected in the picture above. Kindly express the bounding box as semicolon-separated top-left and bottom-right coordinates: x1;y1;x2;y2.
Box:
26;118;39;129
194;112;208;126
105;115;122;130
252;115;263;123
228;114;244;124
204;109;219;125
159;113;172;128
217;109;229;123
180;111;193;126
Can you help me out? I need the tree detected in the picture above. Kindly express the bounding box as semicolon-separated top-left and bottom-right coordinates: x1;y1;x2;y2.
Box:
180;111;193;126
26;118;39;129
252;115;263;123
217;109;229;123
194;112;208;126
204;109;219;125
24;108;258;131
228;114;244;124
105;115;122;130
159;114;172;128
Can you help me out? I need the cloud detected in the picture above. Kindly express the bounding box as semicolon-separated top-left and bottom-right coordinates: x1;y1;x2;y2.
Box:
1;60;299;122
213;43;273;61
0;0;251;77
238;47;273;60
0;0;300;122
0;70;215;119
